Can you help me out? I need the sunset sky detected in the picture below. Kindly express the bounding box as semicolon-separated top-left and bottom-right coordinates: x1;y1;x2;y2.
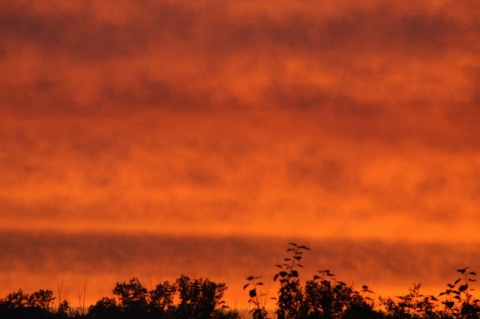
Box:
1;0;480;310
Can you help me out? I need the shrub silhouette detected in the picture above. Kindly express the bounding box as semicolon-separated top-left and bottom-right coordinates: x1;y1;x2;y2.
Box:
245;243;480;319
273;243;309;319
263;243;382;319
244;275;268;319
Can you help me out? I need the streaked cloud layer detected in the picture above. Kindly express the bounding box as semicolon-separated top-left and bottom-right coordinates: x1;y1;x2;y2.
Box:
1;231;478;306
1;0;480;307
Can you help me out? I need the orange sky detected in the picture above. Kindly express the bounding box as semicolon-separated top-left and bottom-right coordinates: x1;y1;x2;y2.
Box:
1;0;480;311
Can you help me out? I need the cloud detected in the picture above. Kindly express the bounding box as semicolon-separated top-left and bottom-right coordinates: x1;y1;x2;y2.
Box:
1;110;480;241
0;2;146;60
0;0;478;115
1;1;476;56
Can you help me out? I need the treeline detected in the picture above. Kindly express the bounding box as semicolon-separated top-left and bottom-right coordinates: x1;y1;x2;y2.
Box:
2;243;480;319
0;275;237;319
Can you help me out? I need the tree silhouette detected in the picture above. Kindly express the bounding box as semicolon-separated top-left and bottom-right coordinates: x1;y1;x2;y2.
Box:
175;275;228;319
87;297;121;319
148;280;176;318
113;277;149;318
0;289;55;319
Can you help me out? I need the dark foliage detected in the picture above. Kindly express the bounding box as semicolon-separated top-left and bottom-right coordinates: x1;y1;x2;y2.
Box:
244;243;480;319
0;289;56;319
